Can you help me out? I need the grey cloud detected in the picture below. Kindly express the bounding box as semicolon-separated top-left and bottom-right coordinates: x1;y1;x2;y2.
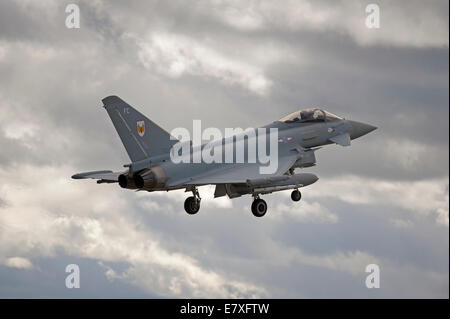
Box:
0;0;448;298
0;256;153;298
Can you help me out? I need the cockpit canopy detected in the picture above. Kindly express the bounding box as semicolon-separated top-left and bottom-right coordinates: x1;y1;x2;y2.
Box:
279;108;342;123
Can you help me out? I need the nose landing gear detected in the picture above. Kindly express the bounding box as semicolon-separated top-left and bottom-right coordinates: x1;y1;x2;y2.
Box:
291;189;302;202
183;187;301;217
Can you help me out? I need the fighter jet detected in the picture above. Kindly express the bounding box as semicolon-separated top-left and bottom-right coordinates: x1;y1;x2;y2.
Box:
72;96;376;217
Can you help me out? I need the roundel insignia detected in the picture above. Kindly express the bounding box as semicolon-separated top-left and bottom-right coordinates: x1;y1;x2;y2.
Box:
137;120;145;137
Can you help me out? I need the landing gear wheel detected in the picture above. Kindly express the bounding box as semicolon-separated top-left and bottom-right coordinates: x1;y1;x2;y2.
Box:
184;196;200;215
251;198;267;217
291;190;302;202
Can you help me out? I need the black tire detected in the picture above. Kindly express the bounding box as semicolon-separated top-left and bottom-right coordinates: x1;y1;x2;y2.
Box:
184;196;200;215
251;198;267;217
291;190;301;202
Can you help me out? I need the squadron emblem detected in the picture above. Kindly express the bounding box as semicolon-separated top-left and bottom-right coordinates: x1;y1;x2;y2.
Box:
137;120;145;137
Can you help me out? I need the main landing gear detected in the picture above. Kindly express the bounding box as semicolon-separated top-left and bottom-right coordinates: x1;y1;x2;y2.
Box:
250;189;301;217
183;188;302;217
184;187;201;215
251;196;267;217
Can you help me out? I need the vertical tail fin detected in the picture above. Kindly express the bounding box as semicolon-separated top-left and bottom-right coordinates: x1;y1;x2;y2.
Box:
102;95;177;162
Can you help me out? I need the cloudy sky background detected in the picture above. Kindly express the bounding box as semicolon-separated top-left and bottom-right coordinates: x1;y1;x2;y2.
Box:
0;0;448;298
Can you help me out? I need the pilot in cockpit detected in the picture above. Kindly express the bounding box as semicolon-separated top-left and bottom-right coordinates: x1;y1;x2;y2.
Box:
279;108;341;124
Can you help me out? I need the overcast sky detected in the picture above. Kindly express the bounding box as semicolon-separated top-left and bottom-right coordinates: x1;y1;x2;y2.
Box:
0;0;448;298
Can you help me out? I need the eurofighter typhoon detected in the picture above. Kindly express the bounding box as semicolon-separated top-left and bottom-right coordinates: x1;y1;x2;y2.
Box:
72;96;376;217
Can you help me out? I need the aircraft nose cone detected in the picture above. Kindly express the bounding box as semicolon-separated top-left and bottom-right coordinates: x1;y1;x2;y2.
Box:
348;120;377;140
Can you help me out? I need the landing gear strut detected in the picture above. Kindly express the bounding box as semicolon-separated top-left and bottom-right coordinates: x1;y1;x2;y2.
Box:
251;196;267;217
184;187;201;215
291;189;302;202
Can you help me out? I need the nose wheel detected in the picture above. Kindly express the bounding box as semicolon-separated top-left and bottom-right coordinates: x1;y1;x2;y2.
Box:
184;187;201;215
291;189;301;202
251;197;267;217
